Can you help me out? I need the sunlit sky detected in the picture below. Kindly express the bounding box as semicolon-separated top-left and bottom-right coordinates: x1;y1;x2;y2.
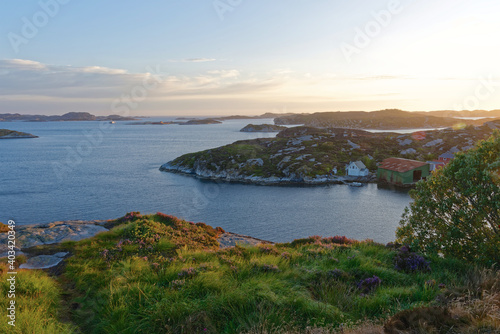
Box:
1;0;500;116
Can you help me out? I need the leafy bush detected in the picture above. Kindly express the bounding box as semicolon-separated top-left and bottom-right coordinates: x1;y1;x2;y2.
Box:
397;132;500;266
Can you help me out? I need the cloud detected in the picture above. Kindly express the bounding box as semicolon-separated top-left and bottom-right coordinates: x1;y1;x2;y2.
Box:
169;58;217;63
0;59;286;110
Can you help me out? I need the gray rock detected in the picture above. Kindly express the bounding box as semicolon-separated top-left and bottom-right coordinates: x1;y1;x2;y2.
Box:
400;148;417;155
20;252;69;269
0;221;108;257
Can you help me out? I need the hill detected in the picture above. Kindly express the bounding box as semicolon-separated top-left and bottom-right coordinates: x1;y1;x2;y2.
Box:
1;213;497;333
273;109;487;129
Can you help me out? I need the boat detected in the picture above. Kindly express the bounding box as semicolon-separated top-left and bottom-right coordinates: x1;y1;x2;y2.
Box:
109;121;115;124
349;182;363;187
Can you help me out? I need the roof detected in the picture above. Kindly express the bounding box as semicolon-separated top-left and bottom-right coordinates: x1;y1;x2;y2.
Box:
349;161;367;170
379;158;428;173
439;152;455;159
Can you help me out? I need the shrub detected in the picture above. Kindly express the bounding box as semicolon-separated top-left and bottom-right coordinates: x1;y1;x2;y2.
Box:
0;222;9;233
393;246;431;273
357;276;381;294
397;132;500;266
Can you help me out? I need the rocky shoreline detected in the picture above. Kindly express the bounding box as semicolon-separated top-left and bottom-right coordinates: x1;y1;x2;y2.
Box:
1;219;276;269
160;161;376;185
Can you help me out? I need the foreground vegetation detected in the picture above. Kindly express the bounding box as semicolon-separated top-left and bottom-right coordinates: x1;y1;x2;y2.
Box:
398;132;500;266
1;212;498;333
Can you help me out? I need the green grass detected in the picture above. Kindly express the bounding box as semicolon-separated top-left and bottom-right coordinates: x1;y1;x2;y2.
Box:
3;213;498;333
60;214;489;333
0;261;77;333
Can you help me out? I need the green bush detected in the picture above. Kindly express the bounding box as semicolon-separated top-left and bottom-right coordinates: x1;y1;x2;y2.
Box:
397;132;500;266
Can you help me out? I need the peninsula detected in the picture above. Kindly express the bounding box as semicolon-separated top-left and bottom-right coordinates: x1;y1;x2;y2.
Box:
0;129;38;139
160;120;500;185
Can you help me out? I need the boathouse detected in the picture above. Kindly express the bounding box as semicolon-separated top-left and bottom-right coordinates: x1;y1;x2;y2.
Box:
377;158;430;185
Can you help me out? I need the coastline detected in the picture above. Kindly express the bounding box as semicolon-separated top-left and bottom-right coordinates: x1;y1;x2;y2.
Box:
160;162;376;186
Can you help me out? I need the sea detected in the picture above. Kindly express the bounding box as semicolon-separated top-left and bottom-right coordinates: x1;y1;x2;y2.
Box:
0;118;413;243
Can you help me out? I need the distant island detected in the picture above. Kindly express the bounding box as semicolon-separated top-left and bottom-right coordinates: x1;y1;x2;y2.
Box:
240;124;287;132
0;129;38;139
0;112;138;122
178;118;222;125
127;119;222;126
273;109;493;129
214;112;295;121
160;119;500;185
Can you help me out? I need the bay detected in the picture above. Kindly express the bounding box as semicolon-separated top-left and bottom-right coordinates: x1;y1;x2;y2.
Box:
0;118;411;243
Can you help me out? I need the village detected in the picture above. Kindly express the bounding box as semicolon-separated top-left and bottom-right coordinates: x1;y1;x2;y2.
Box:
344;151;455;187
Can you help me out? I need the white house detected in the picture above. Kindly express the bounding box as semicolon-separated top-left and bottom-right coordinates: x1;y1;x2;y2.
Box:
345;161;369;177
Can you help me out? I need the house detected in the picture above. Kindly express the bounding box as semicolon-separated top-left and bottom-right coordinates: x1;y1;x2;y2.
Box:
427;160;446;172
377;158;430;185
345;161;369;177
438;152;455;164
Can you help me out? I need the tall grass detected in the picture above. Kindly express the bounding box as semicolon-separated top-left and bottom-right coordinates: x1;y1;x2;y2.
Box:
61;213;491;333
0;260;78;333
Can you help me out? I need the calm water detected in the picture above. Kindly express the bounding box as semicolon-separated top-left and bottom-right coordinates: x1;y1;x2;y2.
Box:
0;118;411;243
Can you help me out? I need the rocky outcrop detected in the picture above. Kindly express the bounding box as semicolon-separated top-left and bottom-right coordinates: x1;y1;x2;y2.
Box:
20;252;69;269
0;220;108;268
218;232;274;248
240;124;287;132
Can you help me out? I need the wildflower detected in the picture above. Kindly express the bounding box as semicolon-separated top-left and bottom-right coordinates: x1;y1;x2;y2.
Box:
425;279;436;289
394;246;431;273
281;252;291;260
327;269;345;280
178;267;197;278
357;276;381;294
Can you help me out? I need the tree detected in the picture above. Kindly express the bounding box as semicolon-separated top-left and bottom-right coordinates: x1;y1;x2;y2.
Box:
396;132;500;266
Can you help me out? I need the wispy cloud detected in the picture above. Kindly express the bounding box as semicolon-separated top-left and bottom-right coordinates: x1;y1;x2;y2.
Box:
168;58;217;63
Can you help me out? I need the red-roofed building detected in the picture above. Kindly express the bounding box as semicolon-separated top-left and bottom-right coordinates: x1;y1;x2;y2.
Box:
377;158;430;186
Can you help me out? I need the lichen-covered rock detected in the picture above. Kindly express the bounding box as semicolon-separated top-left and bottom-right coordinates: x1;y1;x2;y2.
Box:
0;220;108;258
20;252;69;269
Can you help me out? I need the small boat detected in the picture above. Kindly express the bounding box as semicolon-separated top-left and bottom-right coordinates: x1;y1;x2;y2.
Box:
109;121;115;124
349;182;363;187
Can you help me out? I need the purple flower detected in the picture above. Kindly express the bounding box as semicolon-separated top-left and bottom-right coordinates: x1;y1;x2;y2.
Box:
394;246;431;273
357;276;381;294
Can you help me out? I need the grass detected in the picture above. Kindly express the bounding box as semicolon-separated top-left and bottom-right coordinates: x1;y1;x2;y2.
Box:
2;213;498;333
0;260;78;333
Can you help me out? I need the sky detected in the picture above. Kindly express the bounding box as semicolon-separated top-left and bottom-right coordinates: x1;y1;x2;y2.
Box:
1;0;500;116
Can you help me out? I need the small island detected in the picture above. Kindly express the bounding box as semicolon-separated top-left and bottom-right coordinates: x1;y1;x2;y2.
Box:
0;129;38;139
178;118;222;125
240;124;287;132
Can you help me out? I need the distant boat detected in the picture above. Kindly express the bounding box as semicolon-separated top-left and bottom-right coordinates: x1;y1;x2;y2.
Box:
109;121;115;124
349;182;363;187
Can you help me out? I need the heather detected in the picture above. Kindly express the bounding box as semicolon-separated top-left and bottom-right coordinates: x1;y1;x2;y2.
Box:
7;213;498;333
